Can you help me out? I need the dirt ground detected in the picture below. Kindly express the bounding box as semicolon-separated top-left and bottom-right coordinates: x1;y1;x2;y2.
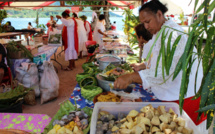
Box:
22;48;86;118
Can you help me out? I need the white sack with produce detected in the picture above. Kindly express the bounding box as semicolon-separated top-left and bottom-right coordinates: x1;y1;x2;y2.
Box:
40;61;59;104
15;62;40;97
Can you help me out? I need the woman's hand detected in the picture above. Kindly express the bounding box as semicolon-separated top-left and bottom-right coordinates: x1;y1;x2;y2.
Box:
130;63;146;72
56;15;61;19
114;74;132;89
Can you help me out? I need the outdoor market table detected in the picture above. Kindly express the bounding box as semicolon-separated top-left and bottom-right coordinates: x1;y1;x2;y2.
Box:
0;32;22;39
69;83;161;109
0;113;51;133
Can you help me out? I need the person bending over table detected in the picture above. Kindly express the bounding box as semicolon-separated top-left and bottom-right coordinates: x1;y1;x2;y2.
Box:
56;10;79;71
93;14;108;51
114;0;205;125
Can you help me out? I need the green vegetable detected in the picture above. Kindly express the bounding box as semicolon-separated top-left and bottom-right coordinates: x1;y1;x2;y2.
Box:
6;41;34;61
0;85;32;108
76;73;91;84
44;100;93;134
81;85;103;101
80;77;97;87
82;62;95;71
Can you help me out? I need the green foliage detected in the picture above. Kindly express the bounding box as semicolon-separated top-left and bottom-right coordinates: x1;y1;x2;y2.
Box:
122;9;140;48
146;0;215;129
0;10;8;33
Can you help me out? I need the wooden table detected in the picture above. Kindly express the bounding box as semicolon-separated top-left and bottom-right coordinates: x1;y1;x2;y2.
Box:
0;32;22;39
0;39;23;46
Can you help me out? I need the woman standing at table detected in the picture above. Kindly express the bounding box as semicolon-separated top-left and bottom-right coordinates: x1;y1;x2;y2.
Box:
72;13;87;59
93;14;108;51
114;0;205;125
56;10;79;70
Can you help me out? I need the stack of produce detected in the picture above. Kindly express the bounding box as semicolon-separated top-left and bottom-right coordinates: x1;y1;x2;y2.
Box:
96;92;120;102
0;85;32;109
44;100;93;134
76;62;103;101
99;63;133;81
96;104;193;134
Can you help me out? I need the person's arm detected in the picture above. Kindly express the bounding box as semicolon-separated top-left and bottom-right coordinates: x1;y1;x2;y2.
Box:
114;72;142;89
98;29;108;37
56;15;74;27
130;63;146;72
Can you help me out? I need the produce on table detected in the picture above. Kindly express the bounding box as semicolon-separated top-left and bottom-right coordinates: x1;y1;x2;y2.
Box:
96;104;193;134
100;63;133;81
6;41;34;61
79;77;97;87
0;85;32;108
97;92;120;102
81;85;103;101
76;73;91;85
44;100;93;134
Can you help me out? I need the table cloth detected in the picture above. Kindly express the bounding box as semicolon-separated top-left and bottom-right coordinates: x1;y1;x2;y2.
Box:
0;113;51;133
69;84;161;109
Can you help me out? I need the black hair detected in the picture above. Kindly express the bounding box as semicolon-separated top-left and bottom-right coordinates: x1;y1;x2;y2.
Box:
7;21;11;26
62;11;70;18
99;14;105;21
28;22;32;26
113;21;116;24
73;13;78;18
139;0;168;14
135;23;152;41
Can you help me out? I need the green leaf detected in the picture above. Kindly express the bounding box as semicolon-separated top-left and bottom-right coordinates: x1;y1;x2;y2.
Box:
167;35;182;75
203;0;210;29
198;104;215;112
173;56;183;80
207;111;214;129
194;0;199;12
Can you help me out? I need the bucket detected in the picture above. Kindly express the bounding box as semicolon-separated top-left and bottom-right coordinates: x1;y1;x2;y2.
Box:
0;101;23;113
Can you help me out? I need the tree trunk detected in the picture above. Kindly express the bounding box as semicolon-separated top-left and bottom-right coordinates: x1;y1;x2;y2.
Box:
103;1;111;30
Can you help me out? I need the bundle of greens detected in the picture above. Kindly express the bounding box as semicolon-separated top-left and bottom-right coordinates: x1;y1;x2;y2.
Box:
0;85;32;108
6;41;34;61
81;85;103;101
79;77;97;88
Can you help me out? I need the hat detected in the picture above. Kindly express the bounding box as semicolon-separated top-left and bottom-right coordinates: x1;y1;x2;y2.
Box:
64;9;70;14
46;23;50;26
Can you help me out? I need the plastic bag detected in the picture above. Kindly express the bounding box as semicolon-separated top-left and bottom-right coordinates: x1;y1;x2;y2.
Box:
15;63;40;97
48;29;62;46
40;61;59;104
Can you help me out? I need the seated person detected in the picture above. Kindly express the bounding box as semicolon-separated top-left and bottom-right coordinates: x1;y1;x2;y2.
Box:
0;43;7;84
5;21;15;32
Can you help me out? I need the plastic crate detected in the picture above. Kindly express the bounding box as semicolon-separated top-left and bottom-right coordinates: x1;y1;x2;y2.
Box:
90;102;201;134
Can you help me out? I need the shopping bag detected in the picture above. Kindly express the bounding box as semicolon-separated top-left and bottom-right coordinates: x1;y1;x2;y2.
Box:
40;61;59;104
48;29;62;46
15;63;40;97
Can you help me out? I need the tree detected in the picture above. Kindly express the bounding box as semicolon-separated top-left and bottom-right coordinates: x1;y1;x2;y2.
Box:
66;1;118;29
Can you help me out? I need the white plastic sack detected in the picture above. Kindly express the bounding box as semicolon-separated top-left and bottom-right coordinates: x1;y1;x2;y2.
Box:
48;29;62;46
40;61;59;104
15;63;40;97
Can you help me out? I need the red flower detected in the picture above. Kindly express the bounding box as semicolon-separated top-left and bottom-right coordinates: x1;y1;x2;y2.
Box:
166;15;169;17
170;14;174;18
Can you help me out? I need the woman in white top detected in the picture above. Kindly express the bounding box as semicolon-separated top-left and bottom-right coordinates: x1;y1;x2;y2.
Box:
56;10;79;70
72;13;87;58
93;14;108;51
114;0;205;125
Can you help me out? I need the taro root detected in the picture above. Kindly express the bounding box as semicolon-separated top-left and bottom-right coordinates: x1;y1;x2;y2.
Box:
102;123;109;131
118;113;126;120
96;130;104;134
80;119;88;126
52;120;60;126
108;120;115;129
